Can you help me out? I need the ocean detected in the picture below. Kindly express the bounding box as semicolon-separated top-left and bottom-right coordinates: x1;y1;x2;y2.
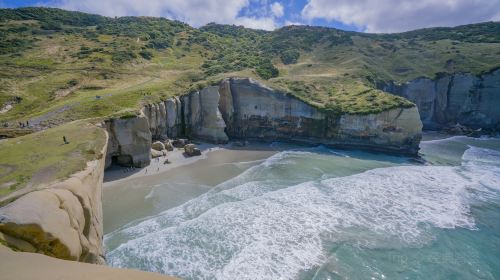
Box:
104;135;500;279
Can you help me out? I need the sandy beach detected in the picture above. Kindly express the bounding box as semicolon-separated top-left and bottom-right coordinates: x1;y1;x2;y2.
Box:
0;245;178;280
103;141;279;234
104;143;222;184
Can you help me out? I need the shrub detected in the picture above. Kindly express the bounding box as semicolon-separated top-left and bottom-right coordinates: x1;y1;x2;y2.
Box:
255;59;279;80
147;37;172;49
111;50;137;63
280;49;300;64
139;50;153;60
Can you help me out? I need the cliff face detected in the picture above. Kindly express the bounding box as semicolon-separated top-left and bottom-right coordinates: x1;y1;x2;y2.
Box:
221;78;422;154
381;69;500;130
182;86;228;143
104;77;423;167
0;131;108;264
105;113;151;168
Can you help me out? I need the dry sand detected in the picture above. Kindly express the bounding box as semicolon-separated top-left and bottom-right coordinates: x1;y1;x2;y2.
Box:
103;142;279;234
0;245;178;280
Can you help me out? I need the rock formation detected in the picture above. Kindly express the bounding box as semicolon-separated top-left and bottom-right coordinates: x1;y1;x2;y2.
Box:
220;78;422;155
151;141;165;151
182;87;229;143
380;69;500;130
104;77;422;163
0;133;108;264
184;143;202;156
105;113;151;168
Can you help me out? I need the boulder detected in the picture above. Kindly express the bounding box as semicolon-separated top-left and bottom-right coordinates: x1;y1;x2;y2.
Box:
184;144;201;156
172;138;189;148
151;141;165;151
163;140;174;151
151;149;163;158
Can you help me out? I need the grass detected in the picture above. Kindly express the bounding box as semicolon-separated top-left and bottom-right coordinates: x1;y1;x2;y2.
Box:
0;120;106;197
0;7;498;196
1;10;499;124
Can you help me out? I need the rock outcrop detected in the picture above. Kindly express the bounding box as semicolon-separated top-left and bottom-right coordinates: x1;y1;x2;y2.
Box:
105;113;151;168
0;132;108;264
380;69;500;130
220;78;422;155
182;87;229;143
105;77;423;166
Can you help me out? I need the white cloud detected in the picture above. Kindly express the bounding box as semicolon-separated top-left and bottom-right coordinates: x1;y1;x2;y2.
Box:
270;2;284;18
235;16;278;30
301;0;500;32
53;0;279;30
284;20;304;26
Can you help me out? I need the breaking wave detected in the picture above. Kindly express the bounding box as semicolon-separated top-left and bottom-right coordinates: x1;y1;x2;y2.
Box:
105;144;500;280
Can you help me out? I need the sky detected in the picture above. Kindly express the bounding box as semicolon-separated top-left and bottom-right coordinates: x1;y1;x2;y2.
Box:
1;0;499;32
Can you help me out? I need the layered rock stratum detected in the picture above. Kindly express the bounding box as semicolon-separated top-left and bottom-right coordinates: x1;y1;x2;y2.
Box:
380;69;500;130
0;132;108;263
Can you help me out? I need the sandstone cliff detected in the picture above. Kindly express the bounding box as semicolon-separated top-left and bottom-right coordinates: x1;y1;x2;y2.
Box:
105;113;151;168
0;130;108;264
220;78;422;155
104;77;422;163
182;86;228;143
380;69;500;130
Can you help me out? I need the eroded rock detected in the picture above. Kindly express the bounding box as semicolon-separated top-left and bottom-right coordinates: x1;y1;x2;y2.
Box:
152;141;165;151
184;144;201;156
381;69;500;130
0;136;108;264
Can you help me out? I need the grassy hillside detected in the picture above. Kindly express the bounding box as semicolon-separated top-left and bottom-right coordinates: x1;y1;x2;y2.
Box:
0;7;499;126
0;120;106;198
0;7;498;194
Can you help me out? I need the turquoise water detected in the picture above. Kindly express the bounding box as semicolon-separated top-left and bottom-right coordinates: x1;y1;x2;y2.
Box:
105;136;500;279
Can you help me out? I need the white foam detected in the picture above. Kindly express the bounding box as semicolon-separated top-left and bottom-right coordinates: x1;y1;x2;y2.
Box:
461;146;500;195
106;156;485;279
462;146;500;165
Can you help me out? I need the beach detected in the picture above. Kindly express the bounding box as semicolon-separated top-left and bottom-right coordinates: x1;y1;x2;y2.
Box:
103;142;279;234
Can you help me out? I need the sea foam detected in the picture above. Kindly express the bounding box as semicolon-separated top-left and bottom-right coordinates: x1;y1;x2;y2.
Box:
106;146;500;280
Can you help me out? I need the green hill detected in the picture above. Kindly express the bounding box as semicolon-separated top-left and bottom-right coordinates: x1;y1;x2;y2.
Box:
0;7;499;196
1;7;499;126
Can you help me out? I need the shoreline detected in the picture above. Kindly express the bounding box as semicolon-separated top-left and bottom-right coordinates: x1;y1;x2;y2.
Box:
102;141;281;233
103;140;305;186
104;143;222;185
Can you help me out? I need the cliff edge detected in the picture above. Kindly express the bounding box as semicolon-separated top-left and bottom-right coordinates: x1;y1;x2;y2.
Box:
0;123;108;264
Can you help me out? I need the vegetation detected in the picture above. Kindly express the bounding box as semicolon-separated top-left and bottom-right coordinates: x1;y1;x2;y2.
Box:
0;7;498;194
0;7;498;123
0;121;106;197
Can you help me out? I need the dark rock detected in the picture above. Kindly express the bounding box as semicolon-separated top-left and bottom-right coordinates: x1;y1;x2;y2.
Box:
172;138;189;148
184;144;201;156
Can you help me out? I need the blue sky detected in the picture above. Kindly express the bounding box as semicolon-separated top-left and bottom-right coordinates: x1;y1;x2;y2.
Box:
1;0;499;32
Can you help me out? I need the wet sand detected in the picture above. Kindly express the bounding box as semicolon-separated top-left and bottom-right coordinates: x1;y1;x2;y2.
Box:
103;142;279;234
